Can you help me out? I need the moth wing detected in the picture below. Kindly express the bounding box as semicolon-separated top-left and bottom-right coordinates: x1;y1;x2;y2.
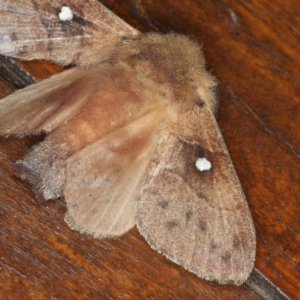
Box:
0;0;139;66
0;67;98;136
137;106;256;285
64;111;161;237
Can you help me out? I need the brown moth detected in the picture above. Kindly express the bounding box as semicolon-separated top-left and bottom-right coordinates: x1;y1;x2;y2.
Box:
0;0;256;285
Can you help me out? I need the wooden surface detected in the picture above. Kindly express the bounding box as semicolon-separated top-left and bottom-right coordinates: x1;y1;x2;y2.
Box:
0;0;299;299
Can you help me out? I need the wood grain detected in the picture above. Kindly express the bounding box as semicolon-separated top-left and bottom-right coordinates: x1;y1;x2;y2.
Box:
0;0;299;299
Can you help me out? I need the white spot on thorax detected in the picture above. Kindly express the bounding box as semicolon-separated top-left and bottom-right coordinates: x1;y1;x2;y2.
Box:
59;6;73;21
195;158;211;172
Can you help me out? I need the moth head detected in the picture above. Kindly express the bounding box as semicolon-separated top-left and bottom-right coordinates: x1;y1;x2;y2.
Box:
113;33;218;114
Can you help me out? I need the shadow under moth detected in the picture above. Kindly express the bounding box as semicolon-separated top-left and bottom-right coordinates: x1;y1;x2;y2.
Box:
0;0;256;285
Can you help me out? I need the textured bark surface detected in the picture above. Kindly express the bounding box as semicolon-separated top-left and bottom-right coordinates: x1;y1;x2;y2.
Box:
0;0;299;299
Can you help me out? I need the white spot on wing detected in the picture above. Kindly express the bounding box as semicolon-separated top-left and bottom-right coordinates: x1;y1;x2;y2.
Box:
59;6;73;21
196;158;211;172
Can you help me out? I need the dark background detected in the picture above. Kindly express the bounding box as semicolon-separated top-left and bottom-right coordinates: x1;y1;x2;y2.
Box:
0;0;299;299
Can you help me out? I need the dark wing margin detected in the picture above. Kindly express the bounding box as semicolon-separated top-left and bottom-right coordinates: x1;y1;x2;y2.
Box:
137;106;256;285
0;0;139;66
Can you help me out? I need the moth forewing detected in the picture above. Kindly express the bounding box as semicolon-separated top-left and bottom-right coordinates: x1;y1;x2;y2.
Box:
0;0;256;286
0;0;139;66
138;106;256;285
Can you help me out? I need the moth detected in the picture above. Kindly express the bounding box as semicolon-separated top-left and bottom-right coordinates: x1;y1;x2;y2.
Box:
0;0;256;285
